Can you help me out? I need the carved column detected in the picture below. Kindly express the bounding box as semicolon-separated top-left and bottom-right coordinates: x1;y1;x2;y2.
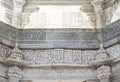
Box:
7;66;22;82
90;1;113;81
12;0;26;28
91;0;106;28
90;45;112;82
6;45;28;82
96;48;112;82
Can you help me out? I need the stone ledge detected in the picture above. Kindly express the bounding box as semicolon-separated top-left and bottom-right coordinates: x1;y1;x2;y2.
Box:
0;19;120;49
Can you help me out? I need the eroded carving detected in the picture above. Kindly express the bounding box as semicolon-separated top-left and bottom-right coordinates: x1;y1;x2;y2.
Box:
97;65;111;78
54;49;64;63
45;50;54;63
8;66;22;78
0;44;11;60
73;50;82;64
22;49;96;65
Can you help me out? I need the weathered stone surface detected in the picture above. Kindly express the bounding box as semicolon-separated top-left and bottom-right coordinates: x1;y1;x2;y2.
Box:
0;21;16;47
107;44;120;59
0;44;11;60
0;15;120;82
18;29;99;49
22;68;96;80
0;19;120;49
102;19;120;47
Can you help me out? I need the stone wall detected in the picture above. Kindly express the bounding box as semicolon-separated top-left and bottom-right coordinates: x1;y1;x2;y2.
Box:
0;42;120;82
0;19;120;49
18;29;99;49
0;19;120;82
22;68;96;80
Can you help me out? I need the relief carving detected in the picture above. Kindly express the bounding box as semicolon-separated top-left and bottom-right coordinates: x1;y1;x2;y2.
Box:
8;66;22;78
35;50;44;64
24;31;32;40
54;49;64;63
64;50;72;63
0;44;10;60
45;50;54;63
24;31;46;40
8;46;24;60
97;65;111;78
22;49;96;65
72;50;82;64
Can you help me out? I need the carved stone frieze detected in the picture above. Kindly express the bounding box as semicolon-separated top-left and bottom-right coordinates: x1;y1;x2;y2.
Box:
22;49;96;66
0;19;120;49
72;50;82;64
45;49;54;64
0;14;120;82
0;44;11;61
17;29;99;49
5;46;28;67
63;50;73;63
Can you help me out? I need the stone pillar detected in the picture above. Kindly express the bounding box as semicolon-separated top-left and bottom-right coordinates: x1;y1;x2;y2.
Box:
91;0;106;28
90;45;112;82
7;66;22;82
96;47;112;82
5;45;27;82
12;0;26;28
91;0;106;45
